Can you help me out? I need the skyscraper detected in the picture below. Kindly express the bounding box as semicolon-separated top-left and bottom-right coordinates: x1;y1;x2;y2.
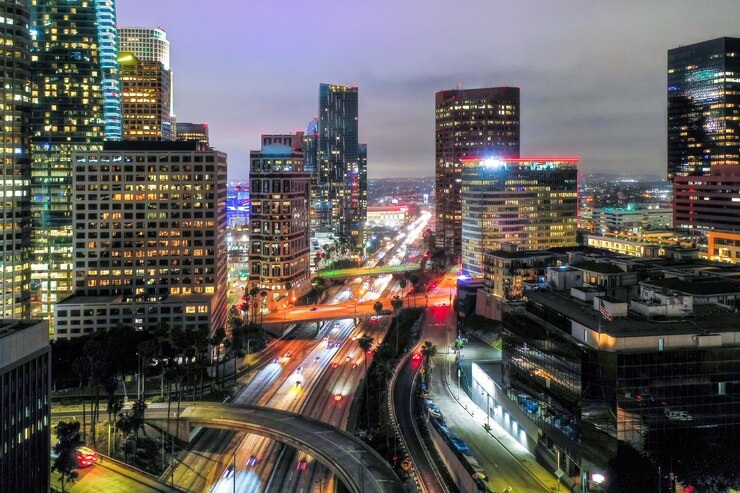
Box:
30;0;120;321
96;0;122;140
118;27;174;135
119;52;173;140
667;37;740;180
460;157;578;276
435;87;520;261
248;134;311;311
0;1;32;319
316;84;365;240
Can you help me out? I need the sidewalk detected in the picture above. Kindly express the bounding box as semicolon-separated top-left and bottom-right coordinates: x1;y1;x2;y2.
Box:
423;309;560;493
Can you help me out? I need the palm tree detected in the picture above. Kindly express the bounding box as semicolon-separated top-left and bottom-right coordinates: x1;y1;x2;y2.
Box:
410;274;420;307
356;334;374;430
260;290;268;337
420;341;438;387
106;397;123;459
391;296;403;355
117;412;135;464
209;327;227;390
399;279;407;304
249;286;260;324
373;301;383;317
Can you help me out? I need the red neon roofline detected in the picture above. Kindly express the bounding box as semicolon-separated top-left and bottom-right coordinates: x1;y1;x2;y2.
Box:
460;156;580;162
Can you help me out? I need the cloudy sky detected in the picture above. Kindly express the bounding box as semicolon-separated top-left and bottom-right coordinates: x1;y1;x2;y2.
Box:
118;0;740;180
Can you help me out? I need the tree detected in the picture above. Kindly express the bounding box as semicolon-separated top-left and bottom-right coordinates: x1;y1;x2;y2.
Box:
605;441;658;493
106;397;123;459
373;301;383;317
117;412;135;464
391;296;403;354
357;334;374;430
420;340;437;386
53;421;83;492
209;327;227;390
410;274;420;307
399;279;407;304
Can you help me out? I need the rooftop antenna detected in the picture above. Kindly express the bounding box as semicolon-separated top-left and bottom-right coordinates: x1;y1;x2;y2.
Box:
456;82;463;90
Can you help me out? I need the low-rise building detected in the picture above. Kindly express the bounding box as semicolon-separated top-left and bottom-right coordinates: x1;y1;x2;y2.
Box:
592;204;672;234
707;230;740;264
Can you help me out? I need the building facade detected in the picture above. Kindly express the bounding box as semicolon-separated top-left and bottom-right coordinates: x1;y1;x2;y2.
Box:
667;37;740;180
435;87;520;261
30;0;118;320
249;136;311;311
460;157;578;277
673;165;740;233
119;52;173;140
96;0;122;141
316;84;366;241
0;319;50;493
54;141;228;339
591;204;672;234
176;122;209;147
0;1;32;319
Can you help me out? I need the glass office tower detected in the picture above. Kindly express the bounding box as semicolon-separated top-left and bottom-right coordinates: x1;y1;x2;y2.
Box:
667;37;740;180
435;87;520;261
0;1;32;319
316;84;365;240
30;0;115;324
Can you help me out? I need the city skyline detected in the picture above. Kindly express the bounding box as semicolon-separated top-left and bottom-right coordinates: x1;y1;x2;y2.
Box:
118;0;740;179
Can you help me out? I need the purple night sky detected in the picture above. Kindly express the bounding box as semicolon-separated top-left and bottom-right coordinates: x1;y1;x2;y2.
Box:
117;0;740;180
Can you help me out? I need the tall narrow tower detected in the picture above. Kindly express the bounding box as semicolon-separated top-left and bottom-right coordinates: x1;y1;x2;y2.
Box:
0;1;32;319
435;87;520;261
316;84;365;241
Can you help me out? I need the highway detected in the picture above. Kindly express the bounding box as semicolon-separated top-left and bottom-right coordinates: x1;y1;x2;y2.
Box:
172;213;431;493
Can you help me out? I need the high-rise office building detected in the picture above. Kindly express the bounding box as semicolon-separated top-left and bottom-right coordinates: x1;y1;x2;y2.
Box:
0;1;32;319
176;122;209;147
667;37;740;180
460;157;577;276
316;84;366;240
119;27;174;134
0;319;51;492
119;52;173;140
435;87;520;261
54;141;228;339
30;0;120;321
303;118;319;234
249;134;311;311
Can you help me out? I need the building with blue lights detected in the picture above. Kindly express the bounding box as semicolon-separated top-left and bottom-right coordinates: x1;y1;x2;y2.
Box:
30;0;119;320
96;0;122;140
668;37;740;180
460;157;578;277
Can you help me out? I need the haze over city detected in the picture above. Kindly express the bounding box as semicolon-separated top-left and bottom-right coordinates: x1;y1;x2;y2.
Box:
119;0;740;179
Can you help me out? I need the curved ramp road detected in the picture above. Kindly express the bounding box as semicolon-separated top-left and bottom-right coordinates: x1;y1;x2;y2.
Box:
178;403;404;493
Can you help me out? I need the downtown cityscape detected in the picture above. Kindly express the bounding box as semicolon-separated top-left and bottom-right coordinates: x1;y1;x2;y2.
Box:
1;1;740;493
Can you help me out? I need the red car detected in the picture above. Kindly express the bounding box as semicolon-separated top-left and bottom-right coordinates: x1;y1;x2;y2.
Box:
412;353;422;361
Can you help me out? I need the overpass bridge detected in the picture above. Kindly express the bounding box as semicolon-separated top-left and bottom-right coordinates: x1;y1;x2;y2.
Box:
313;263;420;280
158;403;404;493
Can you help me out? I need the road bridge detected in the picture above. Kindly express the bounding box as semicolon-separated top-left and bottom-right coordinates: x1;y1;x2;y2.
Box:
313;264;420;280
172;403;404;493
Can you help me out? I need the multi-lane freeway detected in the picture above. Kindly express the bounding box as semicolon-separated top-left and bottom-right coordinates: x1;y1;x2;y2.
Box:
170;213;432;493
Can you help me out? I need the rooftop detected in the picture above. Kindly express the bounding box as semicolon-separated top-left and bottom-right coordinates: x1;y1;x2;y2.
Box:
572;261;625;274
641;277;740;296
0;319;47;341
485;249;558;260
525;290;739;338
58;293;214;305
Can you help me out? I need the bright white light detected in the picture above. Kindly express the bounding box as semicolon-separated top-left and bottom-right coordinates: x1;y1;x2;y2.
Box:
482;158;504;168
592;473;605;484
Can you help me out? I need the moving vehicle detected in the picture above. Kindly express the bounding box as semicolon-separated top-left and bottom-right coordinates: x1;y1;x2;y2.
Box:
75;446;97;468
246;455;258;467
223;464;235;479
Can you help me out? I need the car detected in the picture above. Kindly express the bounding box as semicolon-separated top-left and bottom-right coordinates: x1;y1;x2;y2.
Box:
334;393;343;401
246;455;258;467
75;446;98;468
351;363;358;369
323;336;329;342
295;380;302;387
314;356;320;362
346;355;352;361
284;351;292;358
310;307;317;311
223;465;235;479
331;362;339;369
295;366;303;374
296;459;308;471
412;353;421;361
272;357;279;363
